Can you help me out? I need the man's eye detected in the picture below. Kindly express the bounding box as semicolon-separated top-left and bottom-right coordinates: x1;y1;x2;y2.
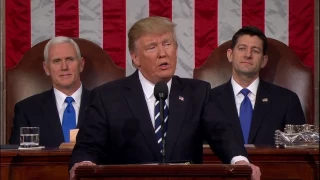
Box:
52;59;60;63
253;50;260;54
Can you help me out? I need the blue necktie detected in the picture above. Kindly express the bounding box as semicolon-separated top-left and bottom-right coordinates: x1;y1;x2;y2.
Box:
154;100;169;152
239;89;253;144
62;97;76;142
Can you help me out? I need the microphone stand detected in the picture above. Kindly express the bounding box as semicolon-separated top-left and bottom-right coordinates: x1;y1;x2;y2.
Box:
159;93;166;164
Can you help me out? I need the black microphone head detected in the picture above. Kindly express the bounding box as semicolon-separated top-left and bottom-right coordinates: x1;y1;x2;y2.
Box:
154;81;168;100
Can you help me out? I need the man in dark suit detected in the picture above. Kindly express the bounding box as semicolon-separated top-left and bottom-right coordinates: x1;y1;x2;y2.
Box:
210;26;306;145
69;16;261;180
9;36;90;147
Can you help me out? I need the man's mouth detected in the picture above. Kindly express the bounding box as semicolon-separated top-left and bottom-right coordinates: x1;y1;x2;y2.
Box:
159;62;169;69
60;74;72;77
240;61;252;65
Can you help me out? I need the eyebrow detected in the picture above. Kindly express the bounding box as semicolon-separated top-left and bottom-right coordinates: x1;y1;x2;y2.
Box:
162;38;172;43
51;57;61;61
51;56;75;61
145;37;173;46
237;44;261;50
145;42;157;47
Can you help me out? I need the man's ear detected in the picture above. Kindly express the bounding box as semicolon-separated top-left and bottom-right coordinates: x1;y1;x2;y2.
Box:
130;52;140;67
79;57;85;72
43;61;50;76
261;55;268;68
227;48;233;63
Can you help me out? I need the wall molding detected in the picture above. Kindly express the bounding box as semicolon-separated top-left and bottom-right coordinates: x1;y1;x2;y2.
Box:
0;0;6;144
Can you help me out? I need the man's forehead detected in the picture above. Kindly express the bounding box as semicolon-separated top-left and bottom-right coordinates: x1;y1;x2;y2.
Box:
236;35;263;47
48;52;77;60
49;42;76;52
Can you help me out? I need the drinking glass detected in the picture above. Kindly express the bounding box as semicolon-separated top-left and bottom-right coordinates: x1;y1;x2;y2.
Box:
20;127;39;147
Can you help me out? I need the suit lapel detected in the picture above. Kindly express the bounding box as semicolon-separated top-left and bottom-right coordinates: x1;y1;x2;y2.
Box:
41;89;64;143
77;88;90;128
217;81;245;144
248;80;271;143
124;71;161;160
165;76;188;160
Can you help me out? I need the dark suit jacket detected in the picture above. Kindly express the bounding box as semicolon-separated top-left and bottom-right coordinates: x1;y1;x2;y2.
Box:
210;79;306;145
9;87;90;147
70;71;247;167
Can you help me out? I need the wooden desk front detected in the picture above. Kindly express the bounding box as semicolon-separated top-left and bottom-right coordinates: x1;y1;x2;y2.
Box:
0;147;318;180
204;145;319;180
1;149;70;180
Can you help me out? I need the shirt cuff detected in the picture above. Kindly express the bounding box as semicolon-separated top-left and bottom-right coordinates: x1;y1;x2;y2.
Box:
230;156;249;164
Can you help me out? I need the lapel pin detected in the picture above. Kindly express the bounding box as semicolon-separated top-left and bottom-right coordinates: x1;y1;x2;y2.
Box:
262;98;268;102
179;96;184;101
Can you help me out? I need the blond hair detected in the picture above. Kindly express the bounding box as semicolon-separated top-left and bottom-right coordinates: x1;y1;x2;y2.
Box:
128;16;177;53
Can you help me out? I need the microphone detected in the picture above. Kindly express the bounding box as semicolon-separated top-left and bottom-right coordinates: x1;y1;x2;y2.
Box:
154;81;168;164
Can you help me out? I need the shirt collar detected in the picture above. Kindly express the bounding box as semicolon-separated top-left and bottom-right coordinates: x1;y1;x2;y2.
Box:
231;77;259;96
54;84;83;108
138;70;172;100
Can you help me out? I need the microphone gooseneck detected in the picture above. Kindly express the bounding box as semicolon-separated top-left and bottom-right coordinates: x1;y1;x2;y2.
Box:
154;81;168;164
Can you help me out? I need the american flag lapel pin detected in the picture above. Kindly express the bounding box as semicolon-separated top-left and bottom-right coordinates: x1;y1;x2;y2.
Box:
179;96;184;101
262;98;268;102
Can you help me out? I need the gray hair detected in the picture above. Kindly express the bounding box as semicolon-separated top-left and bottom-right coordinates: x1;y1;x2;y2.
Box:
43;36;81;62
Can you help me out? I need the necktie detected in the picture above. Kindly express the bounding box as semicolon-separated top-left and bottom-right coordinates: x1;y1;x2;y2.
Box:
154;100;169;152
239;89;253;144
62;97;76;142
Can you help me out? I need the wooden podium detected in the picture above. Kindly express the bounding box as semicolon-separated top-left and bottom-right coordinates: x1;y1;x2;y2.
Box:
74;164;252;180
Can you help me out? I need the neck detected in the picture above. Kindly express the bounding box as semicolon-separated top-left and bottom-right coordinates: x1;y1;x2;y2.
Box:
232;72;258;88
139;71;171;85
54;83;81;96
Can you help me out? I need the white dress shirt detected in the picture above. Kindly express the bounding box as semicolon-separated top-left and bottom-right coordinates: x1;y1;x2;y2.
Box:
54;84;83;125
231;77;259;116
138;71;172;128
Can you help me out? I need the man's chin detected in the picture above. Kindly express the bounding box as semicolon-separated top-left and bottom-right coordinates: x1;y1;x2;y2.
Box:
159;70;174;77
158;75;173;83
240;71;259;78
55;82;75;89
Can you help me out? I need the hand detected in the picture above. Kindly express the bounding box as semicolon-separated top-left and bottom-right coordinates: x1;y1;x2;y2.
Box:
235;160;261;180
69;161;96;180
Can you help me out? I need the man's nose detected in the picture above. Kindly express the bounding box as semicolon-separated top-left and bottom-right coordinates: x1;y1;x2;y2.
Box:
158;46;166;58
61;60;68;70
244;49;252;58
